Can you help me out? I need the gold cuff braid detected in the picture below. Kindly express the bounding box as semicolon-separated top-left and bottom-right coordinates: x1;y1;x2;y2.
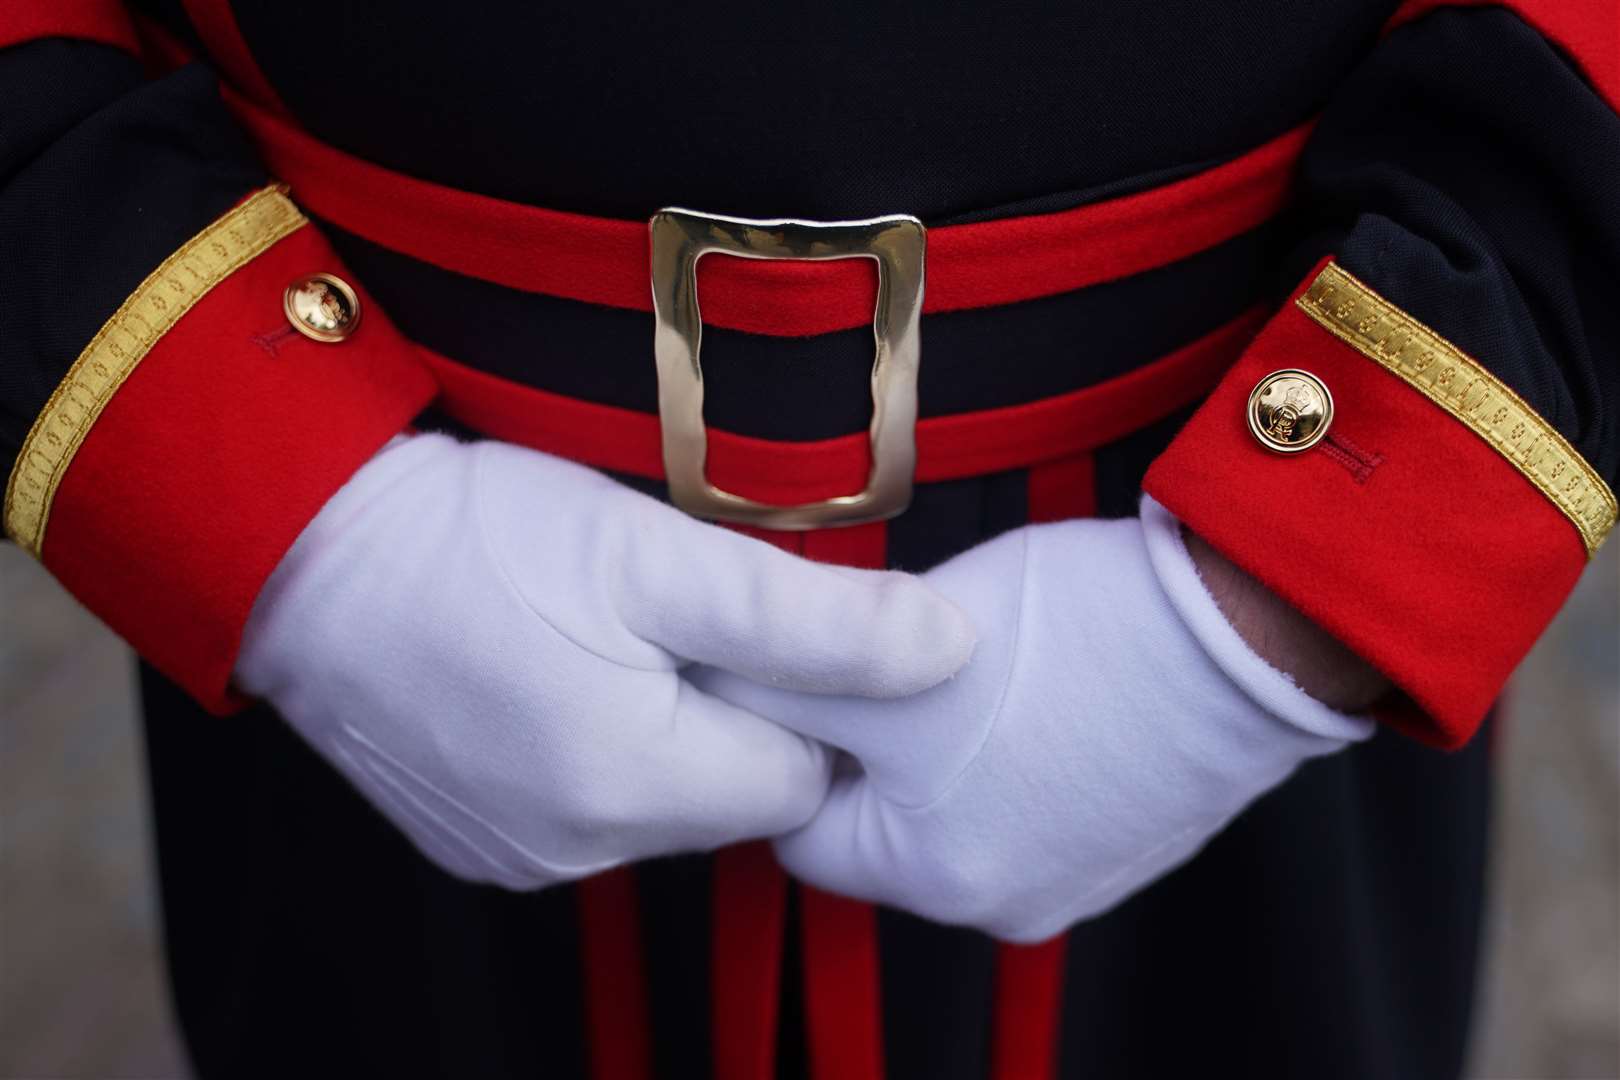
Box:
1297;261;1616;556
4;187;306;558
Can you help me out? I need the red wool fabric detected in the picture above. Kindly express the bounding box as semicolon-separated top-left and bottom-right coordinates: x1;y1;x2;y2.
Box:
577;868;655;1080
797;888;884;1080
702;526;887;1080
1143;260;1589;749
416;307;1265;500
177;0;291;116
710;843;790;1080
217;89;1307;339
0;1;138;52
794;527;889;1080
990;939;1069;1080
147;1;1614;343
1387;0;1620;108
40;223;437;715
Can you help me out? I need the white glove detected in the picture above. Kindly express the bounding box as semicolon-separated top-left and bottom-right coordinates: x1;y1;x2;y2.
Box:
696;495;1373;942
235;433;975;890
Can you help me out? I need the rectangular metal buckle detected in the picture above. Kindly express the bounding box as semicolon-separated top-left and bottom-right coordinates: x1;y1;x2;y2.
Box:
649;207;925;529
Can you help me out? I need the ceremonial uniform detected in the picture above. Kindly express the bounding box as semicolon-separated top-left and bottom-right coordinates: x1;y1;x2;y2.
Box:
3;2;1616;1078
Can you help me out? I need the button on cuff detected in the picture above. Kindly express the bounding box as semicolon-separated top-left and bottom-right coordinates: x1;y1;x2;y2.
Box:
1247;369;1332;453
284;273;361;342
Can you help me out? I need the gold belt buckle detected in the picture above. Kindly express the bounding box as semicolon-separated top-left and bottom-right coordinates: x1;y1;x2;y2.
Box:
649;207;925;529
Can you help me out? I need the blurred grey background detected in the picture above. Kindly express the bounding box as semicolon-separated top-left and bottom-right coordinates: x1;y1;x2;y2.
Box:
2;541;1616;1079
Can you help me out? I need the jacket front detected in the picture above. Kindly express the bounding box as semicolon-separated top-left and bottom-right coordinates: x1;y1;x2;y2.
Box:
2;2;1615;1078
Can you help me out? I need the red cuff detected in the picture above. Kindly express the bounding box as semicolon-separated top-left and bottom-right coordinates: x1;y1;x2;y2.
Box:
1144;258;1608;748
25;197;436;713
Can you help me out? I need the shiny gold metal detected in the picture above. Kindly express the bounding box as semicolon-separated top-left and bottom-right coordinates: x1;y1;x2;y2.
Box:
283;272;361;342
1297;260;1615;555
1247;369;1334;453
649;207;925;529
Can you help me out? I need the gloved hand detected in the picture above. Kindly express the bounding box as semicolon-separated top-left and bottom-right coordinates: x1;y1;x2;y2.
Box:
235;433;975;890
696;495;1374;941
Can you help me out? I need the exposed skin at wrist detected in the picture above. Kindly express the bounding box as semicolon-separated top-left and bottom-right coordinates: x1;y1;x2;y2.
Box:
1182;528;1392;711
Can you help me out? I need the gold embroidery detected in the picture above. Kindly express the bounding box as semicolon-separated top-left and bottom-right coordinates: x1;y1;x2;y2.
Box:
3;187;306;557
1297;261;1616;556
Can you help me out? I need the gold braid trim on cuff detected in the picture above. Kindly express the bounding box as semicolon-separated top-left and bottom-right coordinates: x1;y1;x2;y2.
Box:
4;186;307;558
1297;261;1616;557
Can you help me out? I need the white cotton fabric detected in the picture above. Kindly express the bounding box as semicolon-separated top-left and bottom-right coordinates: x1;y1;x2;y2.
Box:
235;434;976;890
696;494;1373;942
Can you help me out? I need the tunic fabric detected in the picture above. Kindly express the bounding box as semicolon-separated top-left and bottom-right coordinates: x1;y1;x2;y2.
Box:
2;1;1614;1077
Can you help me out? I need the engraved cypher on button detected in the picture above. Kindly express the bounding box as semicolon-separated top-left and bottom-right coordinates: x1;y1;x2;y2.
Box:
1247;369;1333;453
284;273;361;342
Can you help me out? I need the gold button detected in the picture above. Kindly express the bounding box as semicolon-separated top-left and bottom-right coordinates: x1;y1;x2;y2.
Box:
284;273;361;342
1247;369;1333;453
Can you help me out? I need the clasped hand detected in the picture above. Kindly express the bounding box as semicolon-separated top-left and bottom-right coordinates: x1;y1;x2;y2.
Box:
236;434;973;889
699;497;1372;941
240;435;1369;939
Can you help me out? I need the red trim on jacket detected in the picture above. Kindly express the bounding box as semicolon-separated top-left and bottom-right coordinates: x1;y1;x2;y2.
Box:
990;938;1070;1080
1143;259;1588;748
794;527;889;1080
147;1;1614;346
706;528;888;1080
134;12;1304;341
705;533;799;1080
798;888;885;1080
577;868;655;1080
1388;0;1620;109
39;224;437;714
710;844;789;1080
416;307;1264;502
0;1;137;53
218;88;1307;338
178;0;291;115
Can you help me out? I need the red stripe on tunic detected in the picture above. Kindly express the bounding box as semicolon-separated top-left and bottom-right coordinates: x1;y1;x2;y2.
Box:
793;526;889;1080
179;0;291;116
990;939;1070;1080
712;843;790;1080
577;869;654;1080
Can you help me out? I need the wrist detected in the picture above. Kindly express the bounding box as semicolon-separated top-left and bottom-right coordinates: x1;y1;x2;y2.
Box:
1139;495;1377;742
1179;528;1390;712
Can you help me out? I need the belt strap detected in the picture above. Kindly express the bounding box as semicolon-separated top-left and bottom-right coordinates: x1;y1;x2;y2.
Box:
416;309;1264;492
217;82;1306;338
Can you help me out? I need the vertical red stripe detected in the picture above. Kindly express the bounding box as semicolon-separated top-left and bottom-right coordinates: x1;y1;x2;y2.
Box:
989;938;1069;1080
710;520;888;1079
798;887;886;1080
577;868;654;1080
708;525;801;1078
711;843;790;1080
794;523;888;1080
180;0;292;116
987;454;1095;1080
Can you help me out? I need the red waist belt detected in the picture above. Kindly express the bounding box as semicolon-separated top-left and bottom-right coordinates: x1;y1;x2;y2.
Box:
138;19;1302;502
227;87;1307;336
206;78;1298;504
412;309;1263;503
